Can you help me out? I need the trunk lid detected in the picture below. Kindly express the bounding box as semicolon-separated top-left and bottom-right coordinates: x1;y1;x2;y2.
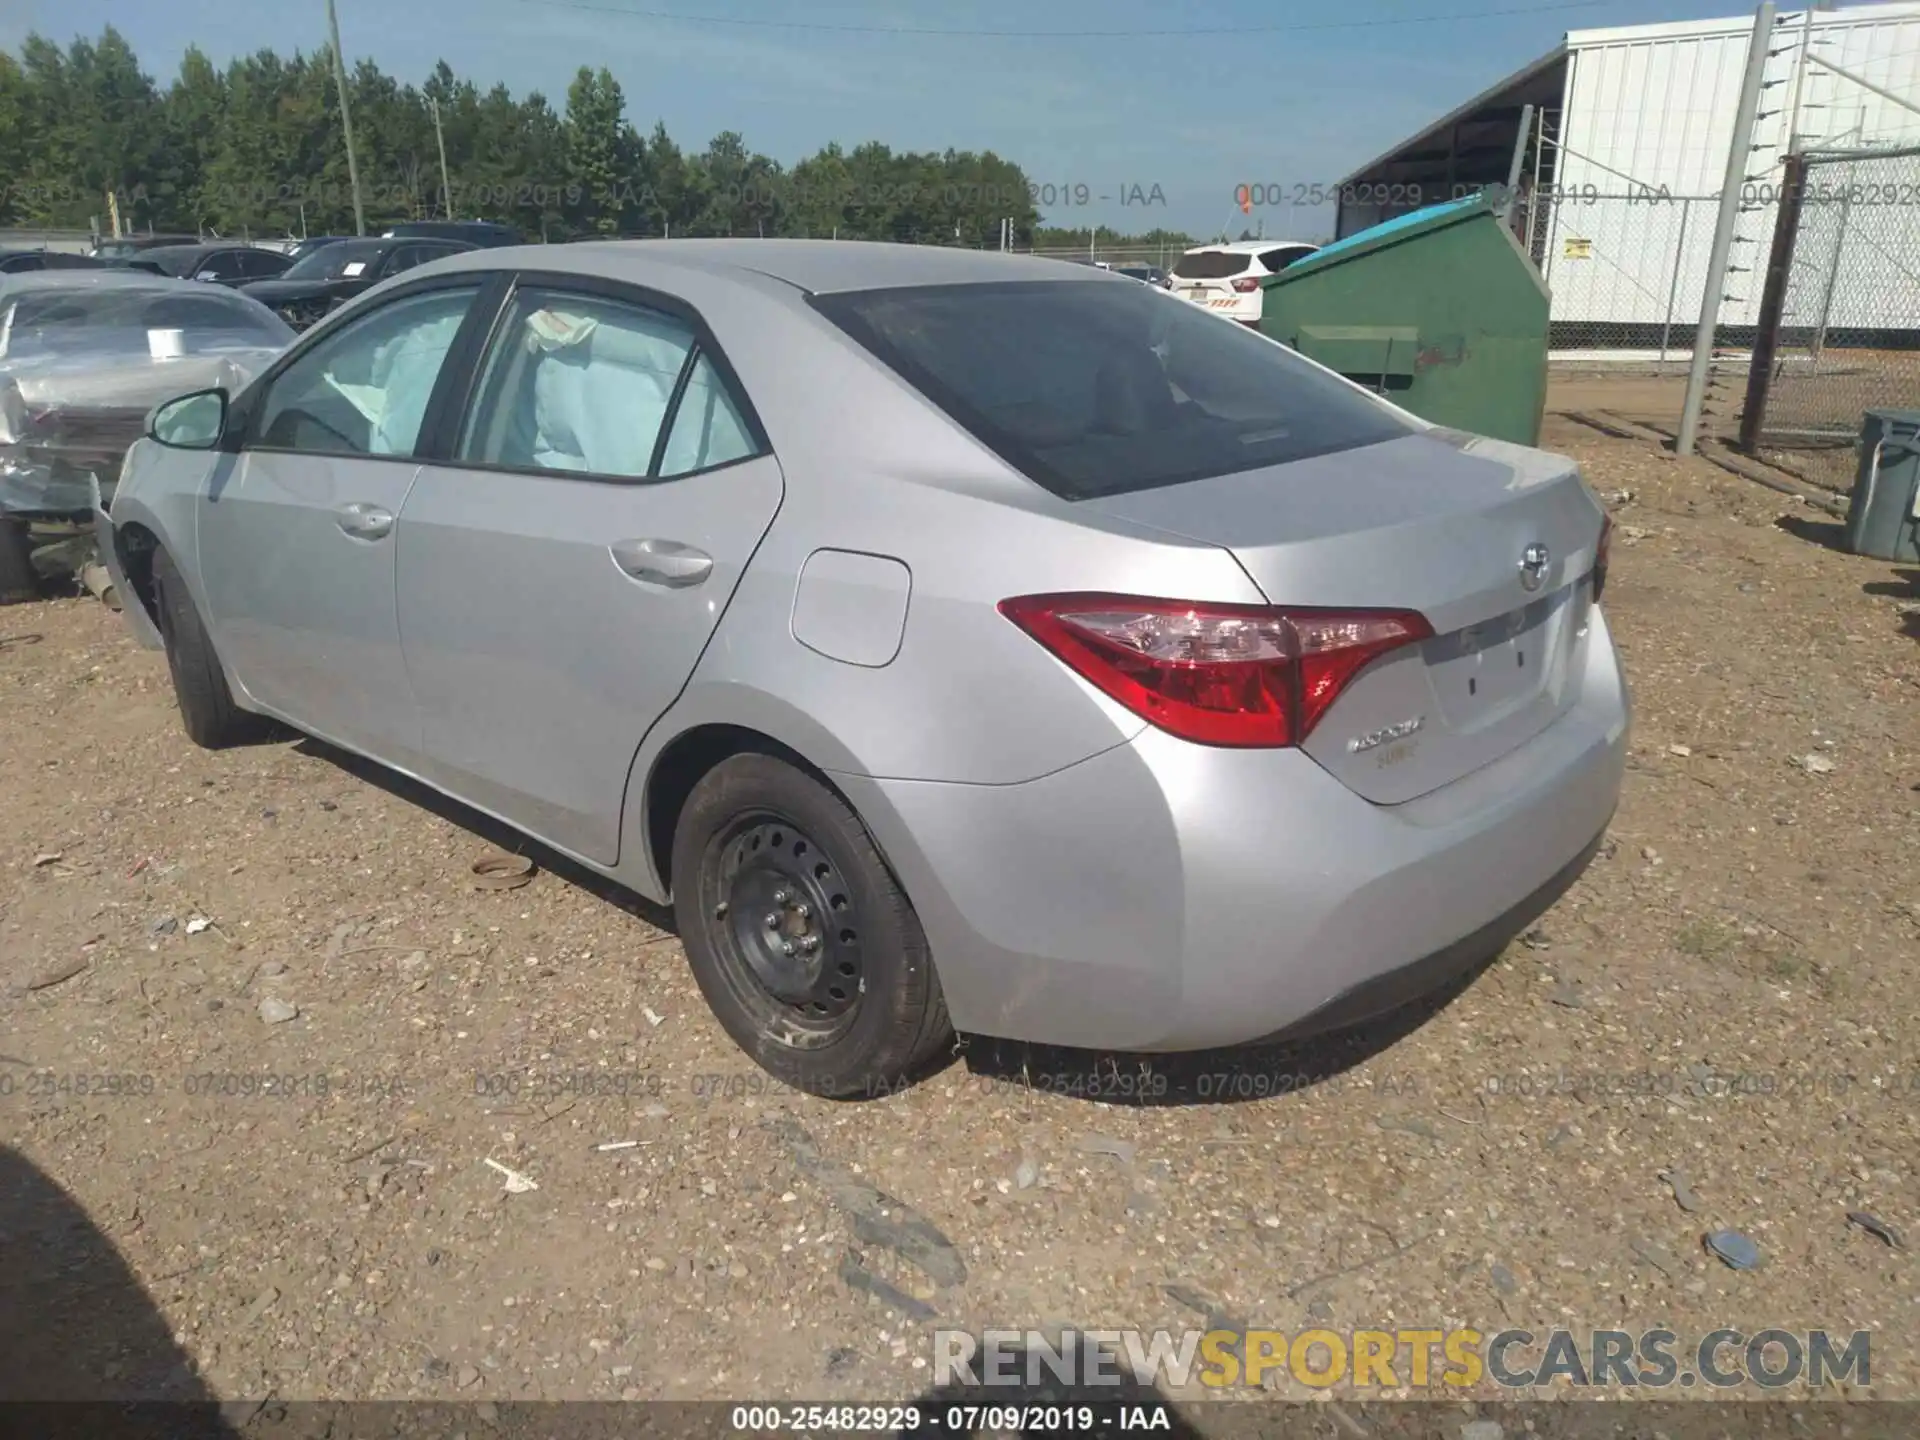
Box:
1084;429;1606;803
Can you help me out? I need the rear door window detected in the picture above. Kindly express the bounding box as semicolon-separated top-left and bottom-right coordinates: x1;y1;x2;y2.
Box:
811;279;1410;501
457;288;698;479
1259;247;1313;273
1170;250;1250;280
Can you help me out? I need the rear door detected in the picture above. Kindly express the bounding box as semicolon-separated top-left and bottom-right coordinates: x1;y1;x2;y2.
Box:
393;277;783;864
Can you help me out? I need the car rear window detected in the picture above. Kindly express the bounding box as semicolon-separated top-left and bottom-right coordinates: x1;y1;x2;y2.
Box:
810;279;1411;501
1171;250;1251;279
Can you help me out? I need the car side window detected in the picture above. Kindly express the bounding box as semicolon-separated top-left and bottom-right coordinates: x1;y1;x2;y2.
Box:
1259;247;1307;273
241;250;286;277
658;351;759;478
384;246;428;277
251;285;481;459
457;288;698;479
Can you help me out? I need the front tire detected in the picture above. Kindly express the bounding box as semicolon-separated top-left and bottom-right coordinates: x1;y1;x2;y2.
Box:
672;753;951;1098
152;547;268;749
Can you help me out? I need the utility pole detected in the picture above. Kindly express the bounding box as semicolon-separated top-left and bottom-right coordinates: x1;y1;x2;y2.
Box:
326;0;368;236
1677;0;1776;456
428;95;454;219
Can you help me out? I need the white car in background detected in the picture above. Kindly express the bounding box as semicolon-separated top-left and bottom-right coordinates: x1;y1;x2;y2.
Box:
1171;240;1319;326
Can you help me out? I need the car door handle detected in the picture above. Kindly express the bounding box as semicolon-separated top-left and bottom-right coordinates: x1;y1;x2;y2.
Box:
610;538;712;588
335;502;394;540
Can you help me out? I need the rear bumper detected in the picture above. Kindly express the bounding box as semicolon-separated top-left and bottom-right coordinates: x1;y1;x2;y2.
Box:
837;609;1629;1052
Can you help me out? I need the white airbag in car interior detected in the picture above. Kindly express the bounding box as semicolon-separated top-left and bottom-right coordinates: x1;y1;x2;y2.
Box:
525;307;689;476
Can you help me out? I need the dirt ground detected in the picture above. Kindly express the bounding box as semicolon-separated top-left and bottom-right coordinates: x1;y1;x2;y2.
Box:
2;393;1918;1413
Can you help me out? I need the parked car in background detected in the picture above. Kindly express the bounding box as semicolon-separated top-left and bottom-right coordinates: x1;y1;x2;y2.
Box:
1112;263;1173;290
1171;239;1320;325
284;235;357;264
0;249;105;274
0;271;291;603
89;234;200;261
239;235;479;329
382;219;524;248
104;239;1624;1097
110;243;293;288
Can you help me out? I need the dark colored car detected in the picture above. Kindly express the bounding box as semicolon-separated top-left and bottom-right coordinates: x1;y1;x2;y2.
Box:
239;236;480;329
284;235;356;264
111;243;293;288
88;234;201;261
382;219;524;248
0;249;105;274
1114;264;1174;289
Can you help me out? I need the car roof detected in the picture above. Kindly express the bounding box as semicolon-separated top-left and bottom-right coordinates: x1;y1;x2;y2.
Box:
1184;239;1319;255
424;238;1117;296
0;269;213;296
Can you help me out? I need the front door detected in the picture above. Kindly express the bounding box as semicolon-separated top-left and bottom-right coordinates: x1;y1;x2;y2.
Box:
394;282;783;864
197;282;485;762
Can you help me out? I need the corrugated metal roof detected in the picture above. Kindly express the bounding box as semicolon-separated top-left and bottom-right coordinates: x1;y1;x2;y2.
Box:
1337;2;1920;190
1334;44;1567;189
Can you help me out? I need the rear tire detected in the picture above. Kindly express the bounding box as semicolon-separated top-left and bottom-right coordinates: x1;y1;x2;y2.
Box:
672;753;951;1098
152;547;268;749
0;518;37;605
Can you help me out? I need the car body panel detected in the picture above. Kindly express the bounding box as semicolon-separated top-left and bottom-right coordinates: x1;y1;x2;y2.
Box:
197;450;428;761
838;604;1626;1048
1086;430;1606;802
395;453;787;864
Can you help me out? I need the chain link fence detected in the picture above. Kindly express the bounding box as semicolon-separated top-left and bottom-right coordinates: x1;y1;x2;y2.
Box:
1741;145;1920;494
1534;193;1725;367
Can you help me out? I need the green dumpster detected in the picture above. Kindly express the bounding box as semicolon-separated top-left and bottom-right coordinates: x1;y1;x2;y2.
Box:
1257;192;1549;446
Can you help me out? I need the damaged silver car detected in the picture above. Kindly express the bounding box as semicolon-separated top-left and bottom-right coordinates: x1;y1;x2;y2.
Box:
0;271;292;605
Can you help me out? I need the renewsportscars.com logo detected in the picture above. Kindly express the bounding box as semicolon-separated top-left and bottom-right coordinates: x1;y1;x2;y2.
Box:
934;1327;1872;1391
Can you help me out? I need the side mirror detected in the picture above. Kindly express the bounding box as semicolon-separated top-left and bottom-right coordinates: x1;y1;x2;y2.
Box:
147;387;229;450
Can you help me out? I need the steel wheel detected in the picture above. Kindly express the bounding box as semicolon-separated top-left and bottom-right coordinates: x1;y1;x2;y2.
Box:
672;752;952;1096
716;815;866;1027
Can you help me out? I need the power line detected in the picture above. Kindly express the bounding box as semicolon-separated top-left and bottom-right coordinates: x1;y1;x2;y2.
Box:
509;0;1610;40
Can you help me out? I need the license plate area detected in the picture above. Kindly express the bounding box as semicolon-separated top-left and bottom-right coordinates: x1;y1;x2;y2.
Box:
1425;590;1571;725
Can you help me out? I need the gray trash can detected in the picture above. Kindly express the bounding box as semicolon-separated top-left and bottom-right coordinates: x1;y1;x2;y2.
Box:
1843;409;1920;563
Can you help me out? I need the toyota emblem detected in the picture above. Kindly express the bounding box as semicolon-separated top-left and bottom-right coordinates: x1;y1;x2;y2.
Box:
1519;542;1550;592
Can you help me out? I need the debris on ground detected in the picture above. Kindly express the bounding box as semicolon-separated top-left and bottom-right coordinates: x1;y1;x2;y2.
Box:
257;997;298;1025
1846;1211;1904;1249
1078;1135;1137;1167
1705;1229;1762;1270
483;1159;539;1194
1793;752;1836;775
470;853;535;890
13;956;89;992
1660;1166;1703;1214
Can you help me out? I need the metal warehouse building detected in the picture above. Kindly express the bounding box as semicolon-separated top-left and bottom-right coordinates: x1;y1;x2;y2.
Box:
1335;3;1920;351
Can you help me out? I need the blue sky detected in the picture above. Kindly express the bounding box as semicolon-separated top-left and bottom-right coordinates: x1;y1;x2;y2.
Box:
2;0;1753;236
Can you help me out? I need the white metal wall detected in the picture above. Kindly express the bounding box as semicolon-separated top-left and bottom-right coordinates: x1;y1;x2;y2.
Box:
1543;4;1920;333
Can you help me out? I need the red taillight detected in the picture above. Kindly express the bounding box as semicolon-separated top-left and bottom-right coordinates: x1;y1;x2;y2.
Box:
998;593;1432;748
1593;514;1613;602
1230;276;1261;293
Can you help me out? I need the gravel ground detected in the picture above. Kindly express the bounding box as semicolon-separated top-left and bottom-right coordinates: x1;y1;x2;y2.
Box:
1;419;1916;1411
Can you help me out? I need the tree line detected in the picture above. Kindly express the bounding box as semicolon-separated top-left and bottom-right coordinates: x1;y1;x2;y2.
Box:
0;27;1200;251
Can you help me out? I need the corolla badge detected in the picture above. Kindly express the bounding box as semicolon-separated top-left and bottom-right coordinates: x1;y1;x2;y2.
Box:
1347;715;1424;754
1519;542;1551;592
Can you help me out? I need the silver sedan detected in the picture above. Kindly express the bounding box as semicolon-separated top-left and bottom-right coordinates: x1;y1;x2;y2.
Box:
102;240;1629;1096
